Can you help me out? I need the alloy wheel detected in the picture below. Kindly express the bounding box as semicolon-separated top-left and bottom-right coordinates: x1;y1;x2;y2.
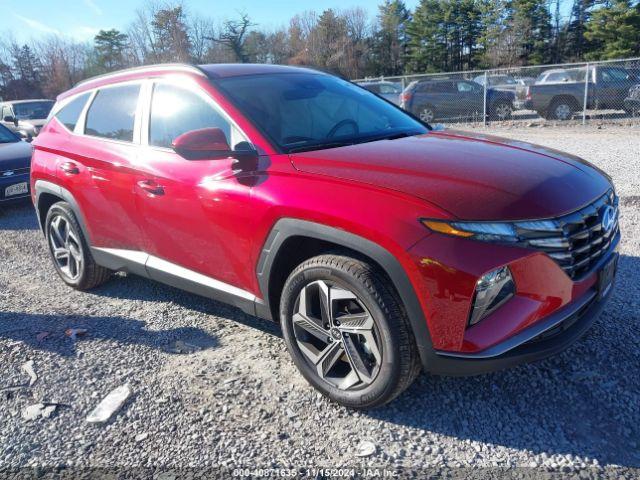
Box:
554;103;573;120
292;280;382;391
420;108;435;123
494;103;512;120
48;215;83;281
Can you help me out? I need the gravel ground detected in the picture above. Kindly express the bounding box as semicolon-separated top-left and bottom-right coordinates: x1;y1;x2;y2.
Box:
1;125;639;478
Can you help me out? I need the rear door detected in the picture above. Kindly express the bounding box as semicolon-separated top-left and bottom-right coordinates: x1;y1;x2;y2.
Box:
60;82;146;251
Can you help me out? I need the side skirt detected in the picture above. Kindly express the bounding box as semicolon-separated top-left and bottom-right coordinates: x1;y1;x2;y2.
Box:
91;247;261;317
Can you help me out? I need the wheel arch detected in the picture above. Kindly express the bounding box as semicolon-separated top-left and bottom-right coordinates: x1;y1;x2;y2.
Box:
550;94;580;110
34;180;92;243
256;218;435;368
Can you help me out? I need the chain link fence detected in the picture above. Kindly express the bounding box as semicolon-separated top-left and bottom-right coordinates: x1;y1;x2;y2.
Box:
355;57;640;126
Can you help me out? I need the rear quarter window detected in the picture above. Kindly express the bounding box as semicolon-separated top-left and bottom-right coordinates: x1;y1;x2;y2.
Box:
85;84;140;142
54;93;91;132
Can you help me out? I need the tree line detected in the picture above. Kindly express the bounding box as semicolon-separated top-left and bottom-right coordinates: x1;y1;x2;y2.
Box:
1;0;639;100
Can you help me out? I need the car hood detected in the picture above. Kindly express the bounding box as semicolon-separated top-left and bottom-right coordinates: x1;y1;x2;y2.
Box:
0;141;33;171
289;130;612;221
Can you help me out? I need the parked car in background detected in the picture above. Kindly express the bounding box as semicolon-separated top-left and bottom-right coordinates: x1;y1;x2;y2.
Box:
473;74;518;91
1;99;54;141
624;84;640;116
534;69;574;84
401;79;515;122
358;81;403;105
525;66;637;120
0;124;32;205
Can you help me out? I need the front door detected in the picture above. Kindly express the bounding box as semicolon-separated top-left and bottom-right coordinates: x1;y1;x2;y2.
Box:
134;80;257;291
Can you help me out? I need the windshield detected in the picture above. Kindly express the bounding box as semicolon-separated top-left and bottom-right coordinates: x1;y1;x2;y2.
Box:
215;73;427;153
13;101;54;120
0;124;19;143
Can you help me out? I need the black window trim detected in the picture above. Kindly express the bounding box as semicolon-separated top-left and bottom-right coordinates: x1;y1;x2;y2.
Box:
48;91;92;134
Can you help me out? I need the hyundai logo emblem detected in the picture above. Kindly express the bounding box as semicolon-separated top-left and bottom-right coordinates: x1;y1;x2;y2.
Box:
601;205;616;234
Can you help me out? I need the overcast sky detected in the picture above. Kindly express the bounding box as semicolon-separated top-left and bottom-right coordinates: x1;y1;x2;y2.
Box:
0;0;421;43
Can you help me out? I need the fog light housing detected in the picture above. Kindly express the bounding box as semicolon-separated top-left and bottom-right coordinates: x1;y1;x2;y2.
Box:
469;266;515;326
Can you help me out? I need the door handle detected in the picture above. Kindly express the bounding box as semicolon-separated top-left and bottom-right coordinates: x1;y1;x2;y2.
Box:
60;161;80;175
137;179;164;196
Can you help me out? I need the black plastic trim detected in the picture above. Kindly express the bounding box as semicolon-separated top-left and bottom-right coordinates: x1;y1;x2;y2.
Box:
256;218;437;369
34;180;92;242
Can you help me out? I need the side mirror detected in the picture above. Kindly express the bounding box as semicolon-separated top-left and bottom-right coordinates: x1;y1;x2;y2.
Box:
172;127;232;160
3;115;16;125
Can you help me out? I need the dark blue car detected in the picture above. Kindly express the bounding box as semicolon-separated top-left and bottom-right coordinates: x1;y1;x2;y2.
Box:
0;124;32;205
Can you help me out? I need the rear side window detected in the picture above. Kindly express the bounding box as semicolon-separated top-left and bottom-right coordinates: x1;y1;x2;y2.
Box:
149;83;231;149
54;93;90;131
85;84;140;142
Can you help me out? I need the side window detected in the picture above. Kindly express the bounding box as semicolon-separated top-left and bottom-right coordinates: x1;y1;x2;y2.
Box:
2;106;13;119
457;82;475;93
379;84;399;94
54;93;91;131
85;84;140;142
149;83;232;149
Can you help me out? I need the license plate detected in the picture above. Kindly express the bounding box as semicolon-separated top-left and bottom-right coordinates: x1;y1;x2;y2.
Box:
598;254;618;299
4;182;28;197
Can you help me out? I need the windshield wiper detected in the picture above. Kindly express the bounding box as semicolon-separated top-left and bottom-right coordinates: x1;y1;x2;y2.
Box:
287;140;357;154
286;130;423;154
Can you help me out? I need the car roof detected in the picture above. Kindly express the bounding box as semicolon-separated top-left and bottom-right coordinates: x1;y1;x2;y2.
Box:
61;63;325;102
200;63;321;79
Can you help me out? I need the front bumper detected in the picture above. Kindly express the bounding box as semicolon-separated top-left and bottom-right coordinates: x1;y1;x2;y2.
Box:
407;225;619;375
427;283;610;375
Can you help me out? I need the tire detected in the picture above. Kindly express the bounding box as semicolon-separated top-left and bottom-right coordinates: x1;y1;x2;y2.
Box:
45;201;111;290
280;253;421;409
489;100;513;121
547;98;576;120
418;104;436;123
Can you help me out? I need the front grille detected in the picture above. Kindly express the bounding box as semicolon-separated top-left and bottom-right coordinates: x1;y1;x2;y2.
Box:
515;190;619;280
1;167;30;177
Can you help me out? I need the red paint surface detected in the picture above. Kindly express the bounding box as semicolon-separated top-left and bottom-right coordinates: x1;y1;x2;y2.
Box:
32;65;611;355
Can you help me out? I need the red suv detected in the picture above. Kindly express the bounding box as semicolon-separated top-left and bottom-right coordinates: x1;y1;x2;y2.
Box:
31;64;619;408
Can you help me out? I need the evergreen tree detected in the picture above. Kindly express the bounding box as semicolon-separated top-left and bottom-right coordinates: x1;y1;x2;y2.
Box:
94;29;129;71
585;0;640;59
373;0;410;75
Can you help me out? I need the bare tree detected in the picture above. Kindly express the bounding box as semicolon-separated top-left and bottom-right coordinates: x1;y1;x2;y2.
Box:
208;13;255;63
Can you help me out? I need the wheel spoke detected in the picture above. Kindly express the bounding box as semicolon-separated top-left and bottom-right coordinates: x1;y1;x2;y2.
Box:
314;341;343;378
293;313;329;342
342;333;374;383
50;217;65;247
53;247;70;261
336;312;373;333
317;281;332;326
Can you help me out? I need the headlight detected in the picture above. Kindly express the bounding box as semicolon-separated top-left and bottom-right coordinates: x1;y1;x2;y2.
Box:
421;219;519;242
469;266;515;326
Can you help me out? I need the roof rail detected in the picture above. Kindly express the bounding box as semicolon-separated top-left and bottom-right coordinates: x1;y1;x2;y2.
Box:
74;63;206;88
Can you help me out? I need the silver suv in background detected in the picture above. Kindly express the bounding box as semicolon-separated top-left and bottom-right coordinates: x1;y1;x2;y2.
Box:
358;81;403;105
1;99;54;141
